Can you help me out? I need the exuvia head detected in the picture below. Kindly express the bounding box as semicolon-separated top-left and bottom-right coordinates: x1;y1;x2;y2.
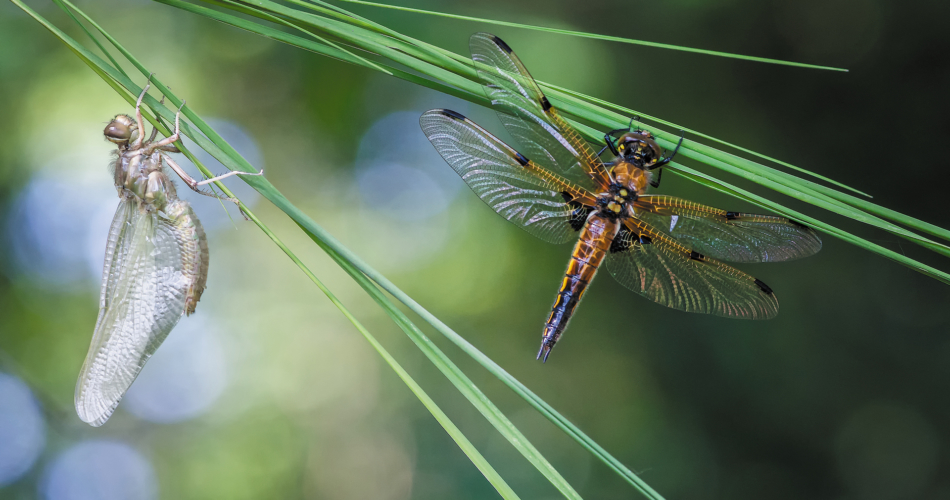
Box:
104;114;137;145
617;131;662;167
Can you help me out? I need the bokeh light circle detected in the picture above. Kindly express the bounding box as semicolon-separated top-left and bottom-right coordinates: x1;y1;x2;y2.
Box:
0;373;46;486
41;440;157;500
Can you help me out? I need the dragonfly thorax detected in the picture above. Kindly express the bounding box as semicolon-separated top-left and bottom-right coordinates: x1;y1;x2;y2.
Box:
112;133;175;213
595;182;638;220
610;161;652;195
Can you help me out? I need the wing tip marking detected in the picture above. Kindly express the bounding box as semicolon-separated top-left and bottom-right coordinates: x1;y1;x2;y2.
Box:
490;35;514;54
754;278;774;295
437;109;467;121
540;96;552;111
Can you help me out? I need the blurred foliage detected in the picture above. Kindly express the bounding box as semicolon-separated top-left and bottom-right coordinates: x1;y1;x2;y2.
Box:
1;0;949;499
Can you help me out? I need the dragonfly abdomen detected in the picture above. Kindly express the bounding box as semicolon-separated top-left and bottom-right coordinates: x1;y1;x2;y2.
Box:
539;214;619;362
165;200;209;316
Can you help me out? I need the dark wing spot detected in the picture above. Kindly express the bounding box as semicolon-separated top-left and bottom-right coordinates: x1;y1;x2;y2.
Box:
788;219;809;229
514;152;530;166
725;211;740;220
439;109;467;121
610;227;636;253
540;96;553;112
568;202;591;231
639;235;652;245
689;251;706;261
491;35;514;54
560;192;590;231
754;278;774;294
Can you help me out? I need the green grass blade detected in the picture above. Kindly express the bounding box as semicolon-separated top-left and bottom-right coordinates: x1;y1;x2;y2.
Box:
227;0;876;213
294;226;668;499
331;0;847;72
296;222;583;500
213;0;393;75
800;182;950;243
541;83;873;198
664;164;950;285
50;0;129;79
520;91;950;259
253;218;521;500
192;2;936;255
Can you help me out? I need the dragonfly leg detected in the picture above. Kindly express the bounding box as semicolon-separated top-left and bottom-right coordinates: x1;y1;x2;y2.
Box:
131;75;153;149
162;153;262;209
602;117;638;156
148;100;185;152
195;169;264;187
648;130;685;170
145;95;169;144
602;128;626;156
649;167;663;189
147;124;159;144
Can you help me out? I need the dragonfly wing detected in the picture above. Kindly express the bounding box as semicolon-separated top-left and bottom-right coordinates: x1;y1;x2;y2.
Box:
421;108;597;244
634;195;822;263
605;217;779;319
76;208;190;426
95;199;136;334
469;32;610;189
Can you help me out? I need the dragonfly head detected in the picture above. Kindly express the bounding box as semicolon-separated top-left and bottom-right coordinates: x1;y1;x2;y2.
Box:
617;131;662;168
104;114;137;146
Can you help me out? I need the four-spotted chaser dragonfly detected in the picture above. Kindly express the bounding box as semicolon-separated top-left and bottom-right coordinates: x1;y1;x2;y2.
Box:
422;33;822;362
75;80;261;426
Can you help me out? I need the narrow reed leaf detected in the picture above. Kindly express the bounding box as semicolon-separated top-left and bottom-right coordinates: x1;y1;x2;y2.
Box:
665;165;950;285
50;0;129;80
330;0;848;71
215;0;393;75
542;83;873;198
297;223;582;500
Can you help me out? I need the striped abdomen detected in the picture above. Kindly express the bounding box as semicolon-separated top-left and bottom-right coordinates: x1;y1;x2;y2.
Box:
539;214;620;361
165;199;209;316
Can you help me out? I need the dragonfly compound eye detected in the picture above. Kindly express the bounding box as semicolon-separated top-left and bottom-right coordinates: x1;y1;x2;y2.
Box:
104;114;135;143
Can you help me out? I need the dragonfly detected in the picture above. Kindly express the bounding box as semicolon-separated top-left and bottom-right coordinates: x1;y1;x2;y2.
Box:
75;80;261;426
421;33;822;362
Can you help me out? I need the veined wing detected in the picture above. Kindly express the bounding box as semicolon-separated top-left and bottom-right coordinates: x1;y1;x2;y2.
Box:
634;195;822;263
76;208;190;427
95;198;136;334
469;32;612;190
421;108;596;244
606;217;779;319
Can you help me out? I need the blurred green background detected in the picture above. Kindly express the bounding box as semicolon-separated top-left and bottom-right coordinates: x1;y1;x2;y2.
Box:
1;0;949;499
